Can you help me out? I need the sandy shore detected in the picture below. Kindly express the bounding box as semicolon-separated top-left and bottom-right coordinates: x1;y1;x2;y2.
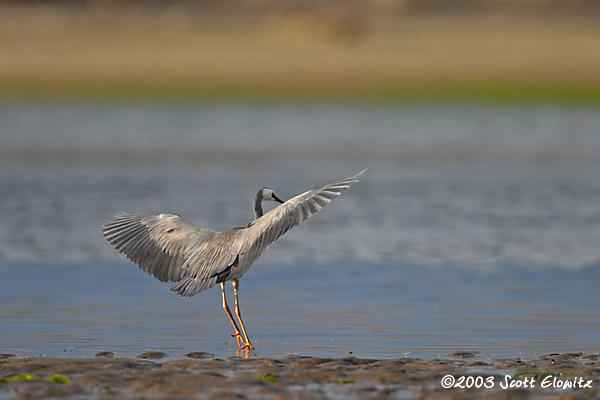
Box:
1;352;597;399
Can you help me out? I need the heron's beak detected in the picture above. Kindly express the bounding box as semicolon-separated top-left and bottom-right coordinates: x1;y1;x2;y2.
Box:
273;195;285;204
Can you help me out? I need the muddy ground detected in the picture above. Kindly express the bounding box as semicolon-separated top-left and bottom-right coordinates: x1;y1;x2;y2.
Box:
0;352;598;400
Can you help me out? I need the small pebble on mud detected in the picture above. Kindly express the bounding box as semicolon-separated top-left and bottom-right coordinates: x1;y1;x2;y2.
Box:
137;352;168;360
94;351;116;358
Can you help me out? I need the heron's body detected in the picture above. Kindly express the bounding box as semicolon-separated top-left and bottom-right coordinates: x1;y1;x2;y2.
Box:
103;169;365;350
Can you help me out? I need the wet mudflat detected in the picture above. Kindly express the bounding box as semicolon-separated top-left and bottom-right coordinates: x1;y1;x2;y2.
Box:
0;353;598;400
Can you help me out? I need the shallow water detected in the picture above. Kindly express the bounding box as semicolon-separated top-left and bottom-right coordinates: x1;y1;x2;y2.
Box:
0;102;599;360
1;261;598;361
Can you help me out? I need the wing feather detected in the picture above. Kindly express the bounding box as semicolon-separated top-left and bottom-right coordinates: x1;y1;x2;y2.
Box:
102;212;213;283
237;169;365;273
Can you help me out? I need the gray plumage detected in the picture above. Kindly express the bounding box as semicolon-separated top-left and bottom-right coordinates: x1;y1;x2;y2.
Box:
102;169;365;349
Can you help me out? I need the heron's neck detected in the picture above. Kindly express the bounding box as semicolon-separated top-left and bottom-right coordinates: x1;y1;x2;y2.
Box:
254;191;264;219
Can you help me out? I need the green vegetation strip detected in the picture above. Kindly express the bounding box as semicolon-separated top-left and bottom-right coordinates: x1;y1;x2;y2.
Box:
3;81;599;105
331;378;355;384
256;374;280;383
0;374;71;384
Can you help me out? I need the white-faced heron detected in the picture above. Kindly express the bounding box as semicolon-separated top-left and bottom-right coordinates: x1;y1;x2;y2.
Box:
102;169;365;350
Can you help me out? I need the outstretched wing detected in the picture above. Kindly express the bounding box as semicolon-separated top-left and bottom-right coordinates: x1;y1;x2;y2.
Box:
237;169;366;273
102;212;215;283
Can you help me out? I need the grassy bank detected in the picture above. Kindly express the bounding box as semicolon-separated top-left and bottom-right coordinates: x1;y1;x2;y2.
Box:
1;1;599;103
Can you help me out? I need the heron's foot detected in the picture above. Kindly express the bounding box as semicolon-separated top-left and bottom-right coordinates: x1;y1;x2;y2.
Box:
231;333;254;351
241;342;254;351
230;333;253;351
231;333;244;347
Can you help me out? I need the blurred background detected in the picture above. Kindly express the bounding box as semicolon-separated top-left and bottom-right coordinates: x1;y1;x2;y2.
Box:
1;1;599;101
0;1;599;359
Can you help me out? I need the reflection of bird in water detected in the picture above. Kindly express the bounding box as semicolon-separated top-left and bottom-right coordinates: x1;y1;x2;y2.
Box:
102;169;365;351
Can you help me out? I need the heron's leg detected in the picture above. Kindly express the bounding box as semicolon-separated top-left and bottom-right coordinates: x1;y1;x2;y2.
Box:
221;282;244;347
232;279;254;350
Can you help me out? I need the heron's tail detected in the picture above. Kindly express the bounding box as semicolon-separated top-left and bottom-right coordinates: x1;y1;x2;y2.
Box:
169;277;216;297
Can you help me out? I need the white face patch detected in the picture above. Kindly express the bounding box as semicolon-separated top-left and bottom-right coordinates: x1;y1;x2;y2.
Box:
262;188;275;201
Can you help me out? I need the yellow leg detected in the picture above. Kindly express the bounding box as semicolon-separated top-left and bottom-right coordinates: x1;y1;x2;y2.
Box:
232;279;254;350
220;282;244;347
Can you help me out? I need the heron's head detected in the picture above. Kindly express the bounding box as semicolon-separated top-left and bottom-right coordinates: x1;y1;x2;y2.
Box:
260;188;285;204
